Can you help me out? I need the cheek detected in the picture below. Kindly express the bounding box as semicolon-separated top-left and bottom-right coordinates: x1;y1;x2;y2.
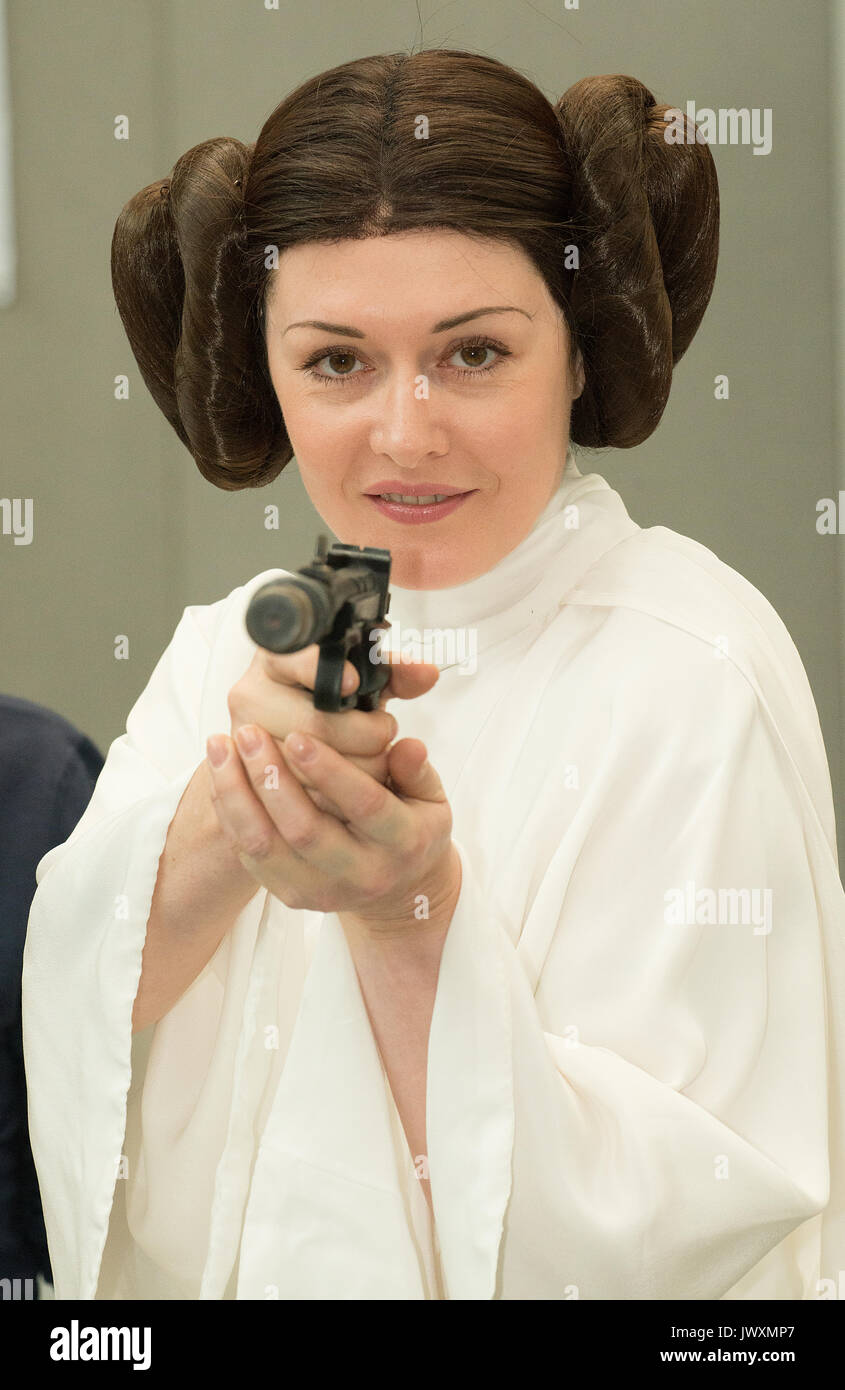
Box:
279;386;363;460
280;399;318;456
270;377;336;467
464;384;546;454
281;412;351;509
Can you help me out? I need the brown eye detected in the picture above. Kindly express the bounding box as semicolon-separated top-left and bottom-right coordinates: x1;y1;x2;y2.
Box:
301;348;367;385
325;352;357;375
446;336;510;377
457;344;492;368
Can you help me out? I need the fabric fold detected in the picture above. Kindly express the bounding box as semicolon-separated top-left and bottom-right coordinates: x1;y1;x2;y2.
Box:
232;911;427;1299
425;837;514;1300
22;766;196;1299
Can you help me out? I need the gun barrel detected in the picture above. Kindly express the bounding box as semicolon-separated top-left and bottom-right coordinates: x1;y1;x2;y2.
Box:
245;575;333;654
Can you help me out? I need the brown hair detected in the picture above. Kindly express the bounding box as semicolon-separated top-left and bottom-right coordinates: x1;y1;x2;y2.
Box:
111;49;719;491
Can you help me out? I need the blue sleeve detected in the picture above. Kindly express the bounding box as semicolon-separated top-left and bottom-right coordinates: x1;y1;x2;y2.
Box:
0;705;104;1286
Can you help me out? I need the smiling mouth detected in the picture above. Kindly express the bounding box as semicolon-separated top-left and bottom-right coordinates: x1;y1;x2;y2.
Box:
365;491;478;524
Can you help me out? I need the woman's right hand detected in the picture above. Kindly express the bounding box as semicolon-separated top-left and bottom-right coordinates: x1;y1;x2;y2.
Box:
226;644;439;818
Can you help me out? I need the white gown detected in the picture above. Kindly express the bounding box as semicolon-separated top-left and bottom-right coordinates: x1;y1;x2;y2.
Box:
21;460;845;1300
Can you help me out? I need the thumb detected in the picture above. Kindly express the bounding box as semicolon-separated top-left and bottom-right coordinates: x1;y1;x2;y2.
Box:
386;738;447;803
376;652;440;706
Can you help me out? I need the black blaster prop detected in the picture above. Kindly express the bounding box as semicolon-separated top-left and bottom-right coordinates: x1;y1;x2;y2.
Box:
244;535;392;712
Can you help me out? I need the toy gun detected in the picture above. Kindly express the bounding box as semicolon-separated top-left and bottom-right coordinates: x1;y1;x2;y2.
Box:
244;535;392;712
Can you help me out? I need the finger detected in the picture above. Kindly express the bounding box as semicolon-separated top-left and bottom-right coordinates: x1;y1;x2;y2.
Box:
208;732;356;906
386;738;449;804
240;686;396;756
231;726;362;873
306;788;349;819
375;653;441;707
282;730;412;850
268;733;390;798
266;739;348;819
296;703;397;756
206;735;287;862
258;643;359;697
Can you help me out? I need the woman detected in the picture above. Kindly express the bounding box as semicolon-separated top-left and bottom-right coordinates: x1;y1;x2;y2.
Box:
22;49;845;1300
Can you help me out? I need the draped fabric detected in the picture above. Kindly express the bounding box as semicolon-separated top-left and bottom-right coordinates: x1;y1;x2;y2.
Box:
22;461;845;1299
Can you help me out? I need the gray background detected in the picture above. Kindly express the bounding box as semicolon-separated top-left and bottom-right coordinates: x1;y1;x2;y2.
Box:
1;0;842;863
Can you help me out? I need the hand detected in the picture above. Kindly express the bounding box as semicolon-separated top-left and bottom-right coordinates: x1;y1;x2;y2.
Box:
206;723;462;933
227;643;438;819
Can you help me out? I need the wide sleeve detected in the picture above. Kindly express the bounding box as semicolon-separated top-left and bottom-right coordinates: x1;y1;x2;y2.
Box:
20;600;262;1300
424;657;842;1300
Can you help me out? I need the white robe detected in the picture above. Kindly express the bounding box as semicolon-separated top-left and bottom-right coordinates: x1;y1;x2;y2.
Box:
21;460;845;1300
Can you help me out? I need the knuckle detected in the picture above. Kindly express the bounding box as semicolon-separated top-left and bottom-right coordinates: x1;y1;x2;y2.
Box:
357;782;389;820
364;864;396;902
406;830;428;863
226;684;244;719
286;817;323;854
246;760;275;794
237;830;275;861
379;714;398;743
261;650;288;677
279;654;308;688
353;753;389;785
343;714;385;754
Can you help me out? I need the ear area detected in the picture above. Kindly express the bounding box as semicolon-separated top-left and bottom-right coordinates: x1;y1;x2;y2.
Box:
571;348;586;401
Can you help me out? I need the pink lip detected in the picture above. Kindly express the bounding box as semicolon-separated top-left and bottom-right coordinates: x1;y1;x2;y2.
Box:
363;481;471;497
366;491;477;525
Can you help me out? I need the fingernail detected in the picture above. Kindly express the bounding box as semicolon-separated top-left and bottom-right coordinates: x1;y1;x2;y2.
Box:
235;725;261;755
207;736;228;767
342;667;357;694
286;732;316;761
388;715;398;739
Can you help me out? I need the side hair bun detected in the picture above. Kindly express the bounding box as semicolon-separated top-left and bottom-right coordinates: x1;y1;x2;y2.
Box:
112;137;282;489
557;74;719;450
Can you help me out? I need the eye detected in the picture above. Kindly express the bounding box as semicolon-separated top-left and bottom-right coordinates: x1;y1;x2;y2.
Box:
300;348;365;384
445;337;510;376
298;335;511;387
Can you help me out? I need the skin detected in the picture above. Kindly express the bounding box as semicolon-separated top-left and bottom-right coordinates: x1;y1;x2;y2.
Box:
263;228;585;589
208;230;585;1215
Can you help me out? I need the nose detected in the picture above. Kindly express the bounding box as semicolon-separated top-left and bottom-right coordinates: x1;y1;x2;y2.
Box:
368;366;448;463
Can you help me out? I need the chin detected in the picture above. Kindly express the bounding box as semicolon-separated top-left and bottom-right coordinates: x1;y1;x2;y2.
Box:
394;559;467;590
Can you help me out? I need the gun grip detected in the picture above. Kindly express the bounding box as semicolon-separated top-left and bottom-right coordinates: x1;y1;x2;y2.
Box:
313;637;390;712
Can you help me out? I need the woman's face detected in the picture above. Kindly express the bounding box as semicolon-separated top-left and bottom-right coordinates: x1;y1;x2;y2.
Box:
264;229;584;590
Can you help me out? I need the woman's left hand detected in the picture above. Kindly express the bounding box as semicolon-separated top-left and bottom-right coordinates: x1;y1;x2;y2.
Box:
206;724;462;933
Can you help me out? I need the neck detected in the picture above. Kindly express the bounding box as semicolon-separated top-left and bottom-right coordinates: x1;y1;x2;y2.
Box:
374;458;638;674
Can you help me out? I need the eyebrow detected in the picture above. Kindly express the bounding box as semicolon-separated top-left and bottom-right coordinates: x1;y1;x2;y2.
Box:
282;305;532;337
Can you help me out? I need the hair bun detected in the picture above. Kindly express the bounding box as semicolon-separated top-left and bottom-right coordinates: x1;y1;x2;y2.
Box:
557;73;719;449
